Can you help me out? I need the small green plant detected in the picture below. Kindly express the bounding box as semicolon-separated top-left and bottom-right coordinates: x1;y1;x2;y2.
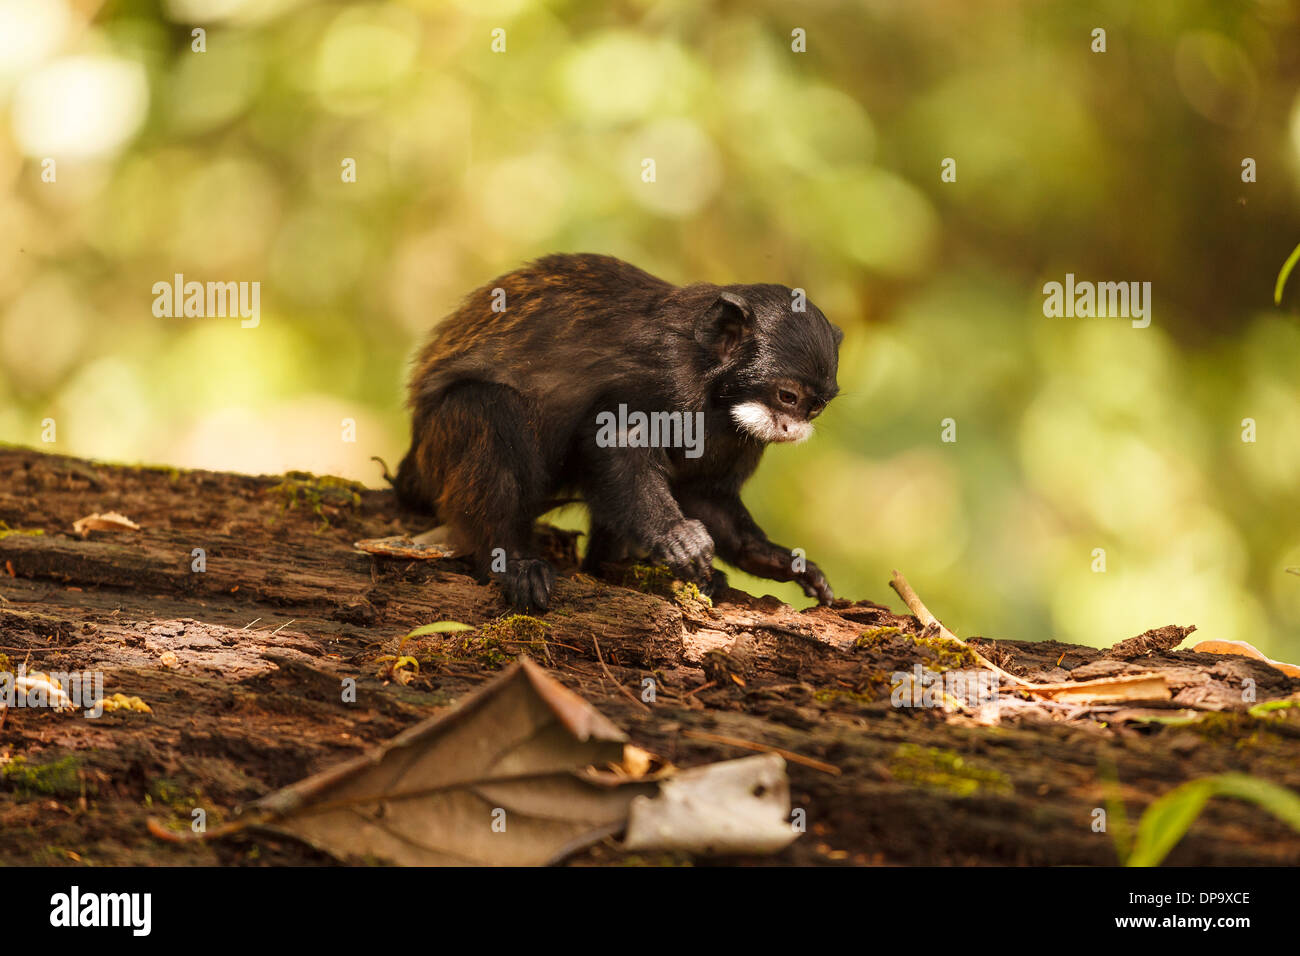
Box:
376;621;474;681
1247;698;1300;718
1123;773;1300;867
403;621;474;639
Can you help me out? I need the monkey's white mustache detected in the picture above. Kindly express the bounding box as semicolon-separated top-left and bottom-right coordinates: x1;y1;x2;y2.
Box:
730;401;813;444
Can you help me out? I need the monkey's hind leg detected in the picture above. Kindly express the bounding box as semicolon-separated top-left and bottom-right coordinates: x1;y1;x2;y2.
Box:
415;381;556;612
580;521;629;577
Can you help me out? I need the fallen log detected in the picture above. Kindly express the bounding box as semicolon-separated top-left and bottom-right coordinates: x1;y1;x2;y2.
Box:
1;445;1298;865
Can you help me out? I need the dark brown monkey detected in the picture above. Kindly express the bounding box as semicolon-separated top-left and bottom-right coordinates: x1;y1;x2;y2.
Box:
393;253;841;612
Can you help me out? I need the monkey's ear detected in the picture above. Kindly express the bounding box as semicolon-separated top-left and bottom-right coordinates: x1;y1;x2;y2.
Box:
831;324;844;347
700;291;753;363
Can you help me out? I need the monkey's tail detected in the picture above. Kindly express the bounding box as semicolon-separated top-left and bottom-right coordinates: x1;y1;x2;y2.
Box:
371;455;394;484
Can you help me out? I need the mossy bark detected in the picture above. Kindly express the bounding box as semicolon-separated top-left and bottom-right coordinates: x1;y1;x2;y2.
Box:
1;446;1297;865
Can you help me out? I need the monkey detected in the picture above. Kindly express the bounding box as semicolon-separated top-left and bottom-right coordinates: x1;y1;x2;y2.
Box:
392;253;841;613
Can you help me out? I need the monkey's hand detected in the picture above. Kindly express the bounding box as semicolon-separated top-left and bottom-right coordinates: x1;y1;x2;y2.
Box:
500;557;556;613
650;518;715;582
730;540;834;606
794;559;834;606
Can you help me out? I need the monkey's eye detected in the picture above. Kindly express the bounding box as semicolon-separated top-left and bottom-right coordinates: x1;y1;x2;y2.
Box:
777;389;799;407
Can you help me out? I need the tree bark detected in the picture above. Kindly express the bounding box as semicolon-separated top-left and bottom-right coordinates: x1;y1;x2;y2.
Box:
1;445;1297;865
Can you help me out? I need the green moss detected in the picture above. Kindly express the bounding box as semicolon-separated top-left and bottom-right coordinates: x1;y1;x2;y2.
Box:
1186;710;1294;749
420;614;551;669
622;564;676;596
146;778;184;808
672;580;713;608
619;565;714;607
268;472;364;530
853;624;974;671
0;653;10;673
912;633;977;670
0;521;44;540
888;744;1012;797
854;625;903;649
145;777;206;812
1;755;83;797
479;613;549;644
1129;704;1300;746
813;686;877;705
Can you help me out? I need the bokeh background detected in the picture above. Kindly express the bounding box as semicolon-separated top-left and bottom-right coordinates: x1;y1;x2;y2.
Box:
3;0;1300;655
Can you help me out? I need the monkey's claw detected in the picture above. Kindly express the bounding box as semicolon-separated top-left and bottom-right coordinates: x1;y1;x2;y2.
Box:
702;567;729;600
501;558;556;612
797;562;834;605
653;519;715;580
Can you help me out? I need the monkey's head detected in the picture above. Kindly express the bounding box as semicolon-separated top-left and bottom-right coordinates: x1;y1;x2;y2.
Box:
699;283;842;444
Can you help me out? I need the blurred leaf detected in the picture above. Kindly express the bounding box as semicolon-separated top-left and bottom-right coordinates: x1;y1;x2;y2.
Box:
1128;774;1300;866
1275;242;1300;306
405;621;474;638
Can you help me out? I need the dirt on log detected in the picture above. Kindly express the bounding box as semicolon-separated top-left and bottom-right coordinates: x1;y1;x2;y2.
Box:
1;445;1298;866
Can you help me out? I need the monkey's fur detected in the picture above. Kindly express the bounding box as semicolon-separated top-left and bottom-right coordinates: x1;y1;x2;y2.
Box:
394;254;841;612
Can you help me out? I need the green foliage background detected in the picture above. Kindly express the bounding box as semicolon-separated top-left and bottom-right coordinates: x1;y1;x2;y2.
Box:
3;0;1300;655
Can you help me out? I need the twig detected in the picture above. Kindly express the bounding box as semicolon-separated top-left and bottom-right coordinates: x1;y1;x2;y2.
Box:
591;635;651;714
889;570;1030;687
682;729;841;776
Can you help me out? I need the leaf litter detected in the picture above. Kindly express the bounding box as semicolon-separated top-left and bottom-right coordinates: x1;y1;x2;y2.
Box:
149;657;798;865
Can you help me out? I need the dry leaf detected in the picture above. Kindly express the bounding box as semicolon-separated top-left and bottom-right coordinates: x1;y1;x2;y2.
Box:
244;657;657;866
1018;672;1170;704
72;511;140;537
1193;639;1300;678
624;753;798;855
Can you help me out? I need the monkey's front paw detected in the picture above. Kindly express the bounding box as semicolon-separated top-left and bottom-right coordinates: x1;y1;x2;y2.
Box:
652;519;715;580
701;567;729;601
500;558;556;613
797;561;834;605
